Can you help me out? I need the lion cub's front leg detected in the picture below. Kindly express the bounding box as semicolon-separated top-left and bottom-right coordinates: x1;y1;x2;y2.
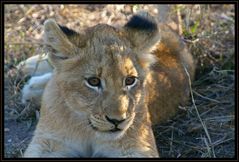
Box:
93;149;159;158
92;126;159;158
24;136;80;157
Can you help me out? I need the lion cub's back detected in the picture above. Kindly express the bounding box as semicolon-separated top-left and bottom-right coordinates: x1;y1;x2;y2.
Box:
148;24;195;124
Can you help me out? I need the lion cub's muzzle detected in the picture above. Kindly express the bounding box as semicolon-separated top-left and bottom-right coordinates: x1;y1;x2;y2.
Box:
105;116;125;132
89;114;134;133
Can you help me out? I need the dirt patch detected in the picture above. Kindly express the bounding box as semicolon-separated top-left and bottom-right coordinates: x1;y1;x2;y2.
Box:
4;119;36;158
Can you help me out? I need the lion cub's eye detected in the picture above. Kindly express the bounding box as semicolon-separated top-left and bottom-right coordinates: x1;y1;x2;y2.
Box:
87;77;101;87
125;76;137;86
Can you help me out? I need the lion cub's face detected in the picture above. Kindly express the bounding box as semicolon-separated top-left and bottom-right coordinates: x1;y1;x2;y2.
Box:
44;14;160;139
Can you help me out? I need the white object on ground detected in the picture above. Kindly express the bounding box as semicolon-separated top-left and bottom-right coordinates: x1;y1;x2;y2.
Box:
21;72;52;105
17;54;53;76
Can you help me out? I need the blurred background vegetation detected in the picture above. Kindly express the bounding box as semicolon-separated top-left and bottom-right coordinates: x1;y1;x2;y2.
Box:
4;4;235;158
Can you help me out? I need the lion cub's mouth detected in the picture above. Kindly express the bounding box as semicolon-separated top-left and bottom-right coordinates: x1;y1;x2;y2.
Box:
109;127;122;132
90;122;122;133
89;114;135;133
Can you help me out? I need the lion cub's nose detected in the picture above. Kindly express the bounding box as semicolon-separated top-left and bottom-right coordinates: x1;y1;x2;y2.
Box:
105;116;125;126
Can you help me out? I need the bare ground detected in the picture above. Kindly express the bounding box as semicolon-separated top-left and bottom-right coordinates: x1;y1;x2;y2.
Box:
4;4;235;158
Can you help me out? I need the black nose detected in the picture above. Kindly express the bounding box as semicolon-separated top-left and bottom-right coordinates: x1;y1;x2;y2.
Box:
105;116;125;126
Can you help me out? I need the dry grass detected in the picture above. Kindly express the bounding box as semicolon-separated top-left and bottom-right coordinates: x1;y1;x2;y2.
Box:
4;4;235;158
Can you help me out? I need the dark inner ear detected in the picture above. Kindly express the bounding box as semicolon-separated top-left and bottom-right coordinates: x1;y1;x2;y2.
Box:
58;24;78;37
125;15;157;31
57;24;87;48
57;25;75;59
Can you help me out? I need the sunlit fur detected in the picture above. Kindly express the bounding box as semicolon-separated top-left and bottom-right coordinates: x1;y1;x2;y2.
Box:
24;13;195;157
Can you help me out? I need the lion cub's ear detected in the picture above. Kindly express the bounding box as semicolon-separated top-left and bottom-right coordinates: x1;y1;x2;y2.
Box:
44;19;79;61
124;12;160;51
124;12;160;68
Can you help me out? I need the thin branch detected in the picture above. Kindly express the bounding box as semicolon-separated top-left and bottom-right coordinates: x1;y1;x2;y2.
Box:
183;64;216;158
193;90;220;103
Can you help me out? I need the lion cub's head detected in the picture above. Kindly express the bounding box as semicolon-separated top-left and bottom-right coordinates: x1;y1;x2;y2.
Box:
44;13;160;139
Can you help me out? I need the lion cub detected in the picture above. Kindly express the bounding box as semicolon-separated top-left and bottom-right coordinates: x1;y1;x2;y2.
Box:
24;13;194;157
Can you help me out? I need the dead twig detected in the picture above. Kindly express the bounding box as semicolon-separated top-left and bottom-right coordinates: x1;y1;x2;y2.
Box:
183;64;216;158
193;90;220;103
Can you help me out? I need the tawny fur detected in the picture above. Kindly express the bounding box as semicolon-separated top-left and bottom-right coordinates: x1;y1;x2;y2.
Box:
23;13;195;157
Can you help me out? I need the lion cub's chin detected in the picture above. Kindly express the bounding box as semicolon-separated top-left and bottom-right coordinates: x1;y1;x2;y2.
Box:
93;113;135;141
